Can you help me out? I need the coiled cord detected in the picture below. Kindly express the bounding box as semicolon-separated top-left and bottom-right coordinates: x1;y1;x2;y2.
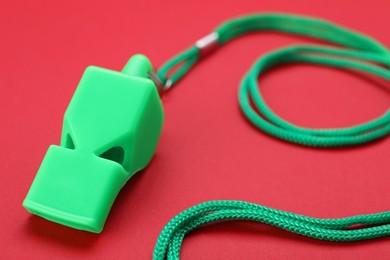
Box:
154;13;390;259
157;13;390;147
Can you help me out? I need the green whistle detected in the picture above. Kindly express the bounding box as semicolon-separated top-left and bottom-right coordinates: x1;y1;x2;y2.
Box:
23;54;164;233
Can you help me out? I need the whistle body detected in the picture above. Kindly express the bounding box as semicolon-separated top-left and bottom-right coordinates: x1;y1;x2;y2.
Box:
23;55;163;233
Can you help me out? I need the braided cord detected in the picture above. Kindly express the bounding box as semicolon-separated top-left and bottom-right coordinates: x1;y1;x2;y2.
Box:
157;13;390;147
153;201;390;260
154;13;390;259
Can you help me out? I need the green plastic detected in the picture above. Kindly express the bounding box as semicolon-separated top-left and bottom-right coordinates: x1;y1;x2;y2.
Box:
23;54;164;233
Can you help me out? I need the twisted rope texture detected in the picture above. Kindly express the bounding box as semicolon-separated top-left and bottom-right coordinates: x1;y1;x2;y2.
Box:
154;13;390;259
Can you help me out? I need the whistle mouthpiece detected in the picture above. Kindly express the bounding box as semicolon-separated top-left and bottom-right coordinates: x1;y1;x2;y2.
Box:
23;54;164;233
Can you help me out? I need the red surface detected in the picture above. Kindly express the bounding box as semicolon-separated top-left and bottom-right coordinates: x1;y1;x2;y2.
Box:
2;0;390;259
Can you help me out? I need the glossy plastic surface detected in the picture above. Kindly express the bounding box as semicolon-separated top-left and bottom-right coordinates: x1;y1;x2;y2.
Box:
3;2;390;259
23;55;164;233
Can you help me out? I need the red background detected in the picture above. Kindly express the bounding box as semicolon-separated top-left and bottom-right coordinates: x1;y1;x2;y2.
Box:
2;0;390;259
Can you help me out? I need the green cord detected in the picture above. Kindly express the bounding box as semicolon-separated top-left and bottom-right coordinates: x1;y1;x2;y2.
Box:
154;201;390;260
154;13;390;259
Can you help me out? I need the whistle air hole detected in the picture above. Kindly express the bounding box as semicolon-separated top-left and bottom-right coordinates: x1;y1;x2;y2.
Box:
64;134;75;149
98;146;125;166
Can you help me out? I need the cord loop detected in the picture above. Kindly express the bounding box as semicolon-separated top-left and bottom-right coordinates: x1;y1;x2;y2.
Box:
154;13;390;259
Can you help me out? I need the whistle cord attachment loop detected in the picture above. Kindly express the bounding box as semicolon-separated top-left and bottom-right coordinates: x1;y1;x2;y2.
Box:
156;13;390;147
153;13;390;260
